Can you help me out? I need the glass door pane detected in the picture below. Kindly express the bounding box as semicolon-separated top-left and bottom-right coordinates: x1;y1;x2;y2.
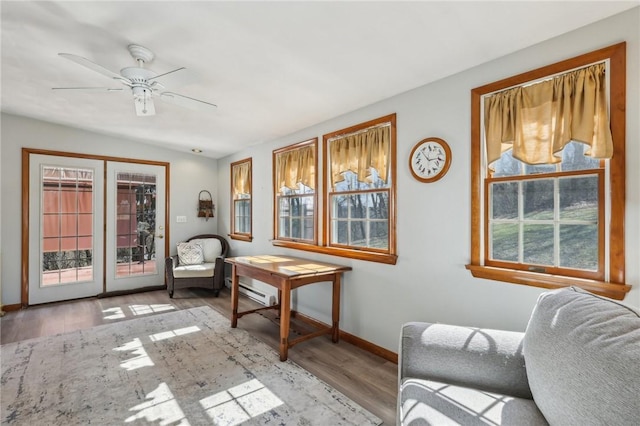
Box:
115;172;157;277
41;166;95;285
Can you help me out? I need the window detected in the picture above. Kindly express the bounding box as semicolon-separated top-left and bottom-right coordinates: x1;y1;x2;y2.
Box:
230;158;252;241
324;114;397;263
273;139;317;244
272;114;397;264
467;43;630;300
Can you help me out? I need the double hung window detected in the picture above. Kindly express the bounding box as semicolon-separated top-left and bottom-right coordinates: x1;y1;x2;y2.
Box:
272;114;397;264
273;139;317;244
230;158;252;241
468;43;629;300
325;116;395;255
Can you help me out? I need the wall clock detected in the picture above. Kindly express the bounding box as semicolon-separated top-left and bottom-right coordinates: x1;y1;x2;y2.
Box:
409;137;452;183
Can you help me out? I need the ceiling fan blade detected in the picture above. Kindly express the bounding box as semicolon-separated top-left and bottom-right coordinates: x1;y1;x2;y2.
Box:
58;53;130;83
160;92;217;111
52;87;124;91
148;67;186;81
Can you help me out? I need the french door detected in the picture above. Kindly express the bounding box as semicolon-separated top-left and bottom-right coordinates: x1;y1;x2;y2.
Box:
105;162;165;293
27;153;167;305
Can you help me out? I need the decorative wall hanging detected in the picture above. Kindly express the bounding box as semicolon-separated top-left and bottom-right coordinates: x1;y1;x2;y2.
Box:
409;137;452;183
197;190;214;220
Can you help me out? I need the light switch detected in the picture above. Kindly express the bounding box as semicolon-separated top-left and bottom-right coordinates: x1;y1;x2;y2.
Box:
176;216;187;223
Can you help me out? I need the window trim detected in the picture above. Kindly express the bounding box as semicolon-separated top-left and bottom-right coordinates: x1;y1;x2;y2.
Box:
229;157;253;242
272;138;318;245
322;113;397;264
467;42;630;300
271;114;398;265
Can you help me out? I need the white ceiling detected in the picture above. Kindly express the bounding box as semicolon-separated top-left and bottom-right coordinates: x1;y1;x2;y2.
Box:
2;1;637;159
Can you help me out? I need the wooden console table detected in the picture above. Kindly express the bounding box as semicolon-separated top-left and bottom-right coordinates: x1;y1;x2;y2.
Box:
225;255;352;361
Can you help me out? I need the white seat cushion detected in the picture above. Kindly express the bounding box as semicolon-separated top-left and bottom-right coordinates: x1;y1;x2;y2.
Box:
173;262;216;278
189;238;222;263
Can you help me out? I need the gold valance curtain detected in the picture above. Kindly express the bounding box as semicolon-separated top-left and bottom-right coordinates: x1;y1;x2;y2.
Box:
329;125;389;187
275;144;315;193
232;161;251;197
484;62;613;167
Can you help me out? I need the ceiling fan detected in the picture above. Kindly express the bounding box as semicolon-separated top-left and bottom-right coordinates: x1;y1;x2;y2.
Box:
53;44;217;116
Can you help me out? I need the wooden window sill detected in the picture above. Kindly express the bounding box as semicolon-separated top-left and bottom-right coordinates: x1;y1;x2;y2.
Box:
229;234;253;242
465;264;632;300
272;240;397;265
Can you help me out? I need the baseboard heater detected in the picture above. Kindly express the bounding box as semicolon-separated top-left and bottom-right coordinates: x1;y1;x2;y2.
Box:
238;283;277;307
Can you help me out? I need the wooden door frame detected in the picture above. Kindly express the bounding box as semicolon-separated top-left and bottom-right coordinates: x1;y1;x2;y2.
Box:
21;148;170;307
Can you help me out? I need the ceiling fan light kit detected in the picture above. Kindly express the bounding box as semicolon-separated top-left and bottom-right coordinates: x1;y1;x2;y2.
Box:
54;44;217;117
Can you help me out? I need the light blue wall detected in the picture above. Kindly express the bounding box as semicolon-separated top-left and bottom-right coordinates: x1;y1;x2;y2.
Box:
216;8;640;352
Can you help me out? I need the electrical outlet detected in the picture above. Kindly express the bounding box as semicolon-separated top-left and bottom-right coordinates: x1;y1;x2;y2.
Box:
176;216;187;223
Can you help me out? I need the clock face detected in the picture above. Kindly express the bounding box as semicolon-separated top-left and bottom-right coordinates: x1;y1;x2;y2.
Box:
409;138;451;182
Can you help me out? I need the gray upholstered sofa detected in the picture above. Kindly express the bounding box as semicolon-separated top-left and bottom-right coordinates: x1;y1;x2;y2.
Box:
398;287;640;425
165;234;229;298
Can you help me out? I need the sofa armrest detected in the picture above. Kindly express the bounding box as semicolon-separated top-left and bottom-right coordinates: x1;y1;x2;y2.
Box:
165;256;178;281
399;322;532;399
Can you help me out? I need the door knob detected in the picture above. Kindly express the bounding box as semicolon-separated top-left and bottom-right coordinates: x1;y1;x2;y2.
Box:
157;234;164;239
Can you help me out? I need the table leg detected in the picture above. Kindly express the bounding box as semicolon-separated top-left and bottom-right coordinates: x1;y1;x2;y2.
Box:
279;281;291;361
230;265;239;328
332;274;341;343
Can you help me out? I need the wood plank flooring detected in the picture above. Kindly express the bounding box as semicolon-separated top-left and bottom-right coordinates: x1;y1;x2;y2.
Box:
1;287;398;425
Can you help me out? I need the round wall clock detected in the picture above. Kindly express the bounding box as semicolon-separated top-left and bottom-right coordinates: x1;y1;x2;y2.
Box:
409;137;452;183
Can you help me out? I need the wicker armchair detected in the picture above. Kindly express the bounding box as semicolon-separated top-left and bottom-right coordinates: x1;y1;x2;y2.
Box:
165;234;229;298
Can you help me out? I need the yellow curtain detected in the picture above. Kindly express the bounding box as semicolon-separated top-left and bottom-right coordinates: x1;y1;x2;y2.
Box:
275;144;315;192
232;161;251;197
484;62;613;167
329;125;389;187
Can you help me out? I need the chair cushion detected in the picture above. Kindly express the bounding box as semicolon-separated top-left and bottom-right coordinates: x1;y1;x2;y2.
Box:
177;241;204;265
523;287;640;425
189;238;222;263
399;378;547;425
173;262;216;278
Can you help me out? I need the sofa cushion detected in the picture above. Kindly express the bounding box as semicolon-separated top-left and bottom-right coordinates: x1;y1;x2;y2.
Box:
173;262;216;279
399;378;547;425
189;238;222;263
177;241;204;265
523;287;640;425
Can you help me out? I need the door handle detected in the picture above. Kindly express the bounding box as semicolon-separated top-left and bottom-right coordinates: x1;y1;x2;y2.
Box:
157;234;164;239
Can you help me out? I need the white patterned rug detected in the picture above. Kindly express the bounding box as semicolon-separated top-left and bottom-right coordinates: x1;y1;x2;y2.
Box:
1;306;381;425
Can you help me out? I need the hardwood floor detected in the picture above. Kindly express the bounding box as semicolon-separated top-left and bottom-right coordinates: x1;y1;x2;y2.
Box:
1;287;398;425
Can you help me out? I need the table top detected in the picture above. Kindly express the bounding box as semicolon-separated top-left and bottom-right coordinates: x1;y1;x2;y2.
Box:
225;255;352;277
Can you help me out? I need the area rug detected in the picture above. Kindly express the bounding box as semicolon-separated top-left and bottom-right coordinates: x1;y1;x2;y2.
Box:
1;306;382;425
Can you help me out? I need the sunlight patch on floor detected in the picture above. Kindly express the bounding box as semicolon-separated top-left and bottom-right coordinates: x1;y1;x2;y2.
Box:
150;326;201;342
102;304;175;320
102;307;126;320
129;304;176;316
125;382;190;425
200;379;284;425
114;337;155;370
